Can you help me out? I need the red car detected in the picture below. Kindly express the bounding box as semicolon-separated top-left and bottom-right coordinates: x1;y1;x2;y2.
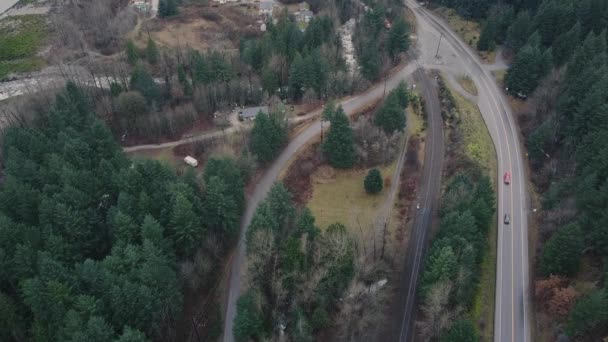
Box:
504;171;511;185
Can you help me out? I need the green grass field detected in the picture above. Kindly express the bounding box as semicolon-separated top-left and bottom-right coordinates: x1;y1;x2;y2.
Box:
0;14;47;79
308;162;397;234
446;82;498;340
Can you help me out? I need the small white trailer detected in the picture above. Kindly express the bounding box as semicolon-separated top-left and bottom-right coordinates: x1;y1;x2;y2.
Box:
184;156;198;167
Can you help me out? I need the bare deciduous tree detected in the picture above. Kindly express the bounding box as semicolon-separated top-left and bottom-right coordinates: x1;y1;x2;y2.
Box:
416;280;455;341
352;116;401;167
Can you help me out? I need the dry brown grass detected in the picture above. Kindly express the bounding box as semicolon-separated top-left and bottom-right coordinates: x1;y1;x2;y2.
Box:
140;4;261;52
307;162;397;234
458;75;478;96
433;7;496;63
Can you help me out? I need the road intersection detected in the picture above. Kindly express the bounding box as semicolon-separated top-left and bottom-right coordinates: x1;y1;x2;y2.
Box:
404;2;531;341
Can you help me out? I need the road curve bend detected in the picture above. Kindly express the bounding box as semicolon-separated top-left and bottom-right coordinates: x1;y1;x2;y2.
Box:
405;2;531;342
221;62;418;342
396;69;445;341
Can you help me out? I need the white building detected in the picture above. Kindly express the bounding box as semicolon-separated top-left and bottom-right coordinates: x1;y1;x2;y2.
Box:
259;0;274;16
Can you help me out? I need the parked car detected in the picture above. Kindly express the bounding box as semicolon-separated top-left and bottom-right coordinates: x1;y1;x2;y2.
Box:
504;213;510;225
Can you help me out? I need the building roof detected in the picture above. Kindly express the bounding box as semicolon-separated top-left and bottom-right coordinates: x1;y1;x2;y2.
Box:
260;1;273;10
300;10;313;17
239;106;269;118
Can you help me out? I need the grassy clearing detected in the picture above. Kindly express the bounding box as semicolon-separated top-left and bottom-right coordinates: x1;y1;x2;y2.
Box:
127;147;181;168
0;57;45;78
433;7;495;63
308;162;397;234
0;14;47;79
450;86;497;182
458;75;478;96
471;218;497;341
408;95;425;135
445;82;498;340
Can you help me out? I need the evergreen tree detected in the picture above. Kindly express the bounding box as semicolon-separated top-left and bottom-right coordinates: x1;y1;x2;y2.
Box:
540;224;584;276
176;64;192;96
116;327;149;342
158;0;178;17
323;106;355;169
322;101;336;121
419;244;457;300
374;91;407;134
250;112;287;163
566;290;608;337
552;22;581;66
130;64;160;104
296;207;319;238
110;82;123;97
534;0;575;46
441;319;478;342
204;176;239;237
388;18;411;61
364;168;383;194
145;38;159;65
0;291;24;341
504;42;549;96
169;192;202;258
192;52;211;85
478;17;498;51
126;40;139;65
505;11;533;51
204;156;245;213
112;211;138;245
233;291;264;342
359;39;381;81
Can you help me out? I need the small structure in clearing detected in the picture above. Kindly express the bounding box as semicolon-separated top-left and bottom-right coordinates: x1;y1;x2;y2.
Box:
259;0;274;16
295;9;313;23
184;156;198;167
238;105;269;121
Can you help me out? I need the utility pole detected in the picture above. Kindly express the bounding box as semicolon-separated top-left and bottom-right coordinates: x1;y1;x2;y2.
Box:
320;119;324;142
435;33;443;58
383;76;388;97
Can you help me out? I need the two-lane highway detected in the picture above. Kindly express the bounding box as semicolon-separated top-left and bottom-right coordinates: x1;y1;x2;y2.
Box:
405;2;531;341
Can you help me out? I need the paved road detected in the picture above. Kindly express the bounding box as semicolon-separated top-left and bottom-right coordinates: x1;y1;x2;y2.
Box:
405;2;531;341
396;68;445;341
0;0;18;15
221;62;418;342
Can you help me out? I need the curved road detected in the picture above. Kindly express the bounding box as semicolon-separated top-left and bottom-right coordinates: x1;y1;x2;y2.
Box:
404;2;531;342
221;62;418;342
396;69;444;341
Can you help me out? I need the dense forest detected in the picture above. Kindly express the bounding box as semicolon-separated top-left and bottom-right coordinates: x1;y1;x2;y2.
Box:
418;172;495;340
0;83;246;341
431;0;608;338
233;183;356;341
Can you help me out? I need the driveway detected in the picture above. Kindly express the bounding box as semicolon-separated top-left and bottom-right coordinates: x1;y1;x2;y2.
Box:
220;62;418;342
